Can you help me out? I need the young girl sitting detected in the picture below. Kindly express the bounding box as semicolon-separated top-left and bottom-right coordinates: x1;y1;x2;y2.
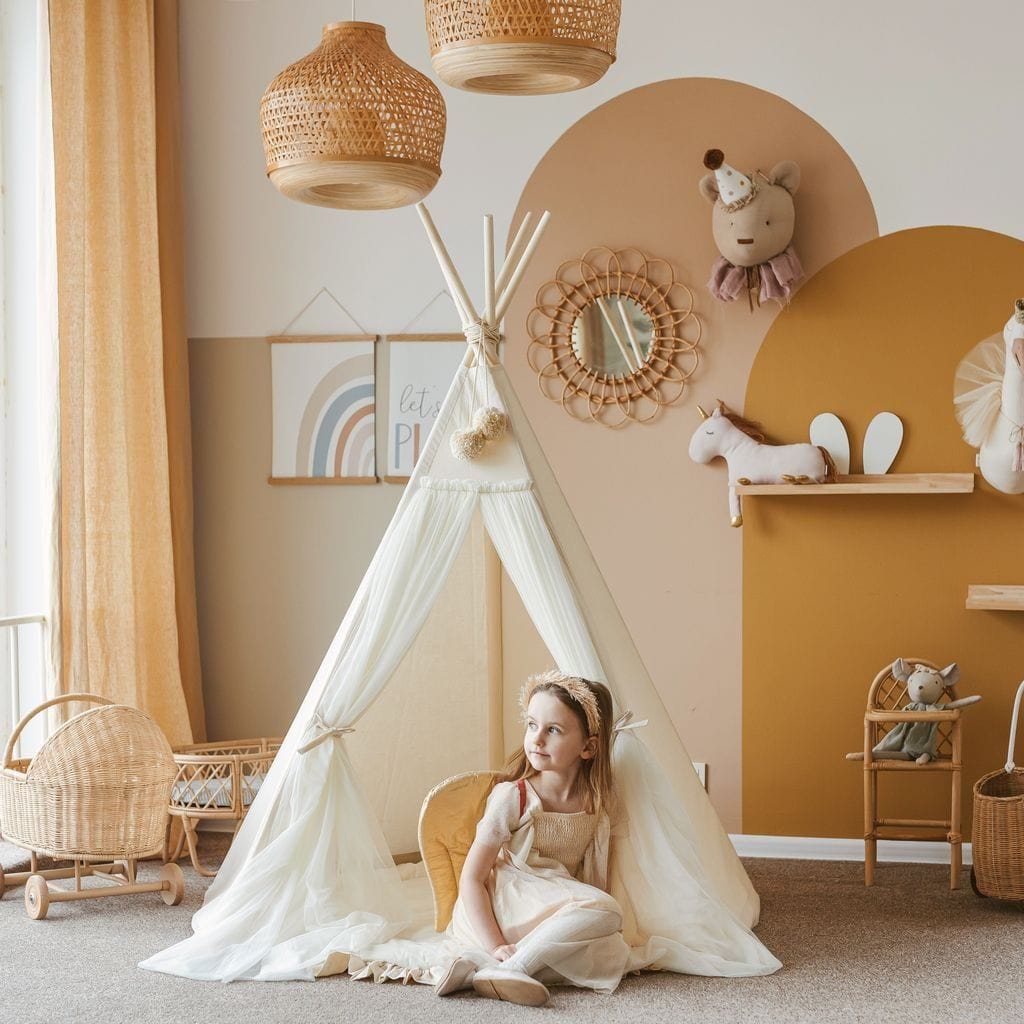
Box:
436;670;629;1006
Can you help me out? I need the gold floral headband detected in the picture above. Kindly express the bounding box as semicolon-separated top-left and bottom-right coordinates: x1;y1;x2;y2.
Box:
520;669;601;737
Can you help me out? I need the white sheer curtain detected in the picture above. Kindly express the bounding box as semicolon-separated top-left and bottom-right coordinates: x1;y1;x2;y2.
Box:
144;482;477;979
141;481;779;982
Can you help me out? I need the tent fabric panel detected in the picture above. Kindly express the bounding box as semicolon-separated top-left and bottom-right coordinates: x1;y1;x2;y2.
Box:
488;362;761;927
347;512;493;853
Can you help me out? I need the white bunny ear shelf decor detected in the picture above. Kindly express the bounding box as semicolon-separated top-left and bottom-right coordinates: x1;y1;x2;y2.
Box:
809;412;904;476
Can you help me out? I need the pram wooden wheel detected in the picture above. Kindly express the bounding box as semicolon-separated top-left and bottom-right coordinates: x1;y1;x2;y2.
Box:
25;875;49;920
0;865;6;897
160;863;185;906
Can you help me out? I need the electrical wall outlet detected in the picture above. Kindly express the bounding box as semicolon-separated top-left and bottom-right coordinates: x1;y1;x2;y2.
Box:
692;762;707;788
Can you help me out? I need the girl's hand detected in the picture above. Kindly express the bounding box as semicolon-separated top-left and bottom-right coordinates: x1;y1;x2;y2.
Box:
491;943;517;961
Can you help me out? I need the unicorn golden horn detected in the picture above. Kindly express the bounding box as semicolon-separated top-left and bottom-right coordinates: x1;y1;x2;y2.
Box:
696;405;710;420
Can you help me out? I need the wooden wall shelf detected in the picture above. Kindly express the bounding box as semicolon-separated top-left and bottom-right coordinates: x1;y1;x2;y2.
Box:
735;473;975;496
966;585;1024;611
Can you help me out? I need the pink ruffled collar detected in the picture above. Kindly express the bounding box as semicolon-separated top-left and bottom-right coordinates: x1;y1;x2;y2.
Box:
708;245;804;307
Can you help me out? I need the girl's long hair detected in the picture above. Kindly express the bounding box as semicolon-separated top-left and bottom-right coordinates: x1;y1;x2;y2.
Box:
503;675;616;819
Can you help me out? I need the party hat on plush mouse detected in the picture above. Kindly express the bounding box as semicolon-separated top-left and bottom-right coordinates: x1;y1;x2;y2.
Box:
703;149;757;210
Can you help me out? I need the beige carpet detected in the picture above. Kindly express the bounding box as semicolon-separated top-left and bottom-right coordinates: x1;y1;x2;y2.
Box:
2;836;1022;1024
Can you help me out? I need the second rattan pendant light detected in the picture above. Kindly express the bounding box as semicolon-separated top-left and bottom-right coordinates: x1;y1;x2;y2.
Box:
260;21;446;211
425;0;621;95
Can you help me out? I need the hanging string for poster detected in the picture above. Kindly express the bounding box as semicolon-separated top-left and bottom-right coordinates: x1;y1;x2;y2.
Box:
278;286;369;337
394;288;459;336
269;287;377;486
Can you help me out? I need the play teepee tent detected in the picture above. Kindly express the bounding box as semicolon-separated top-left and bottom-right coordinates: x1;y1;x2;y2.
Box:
140;208;781;984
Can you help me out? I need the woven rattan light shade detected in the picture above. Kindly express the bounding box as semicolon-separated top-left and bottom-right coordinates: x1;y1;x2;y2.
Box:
424;0;620;94
260;22;446;211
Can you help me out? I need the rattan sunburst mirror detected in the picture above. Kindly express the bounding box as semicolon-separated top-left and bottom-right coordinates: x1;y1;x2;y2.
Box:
526;247;701;427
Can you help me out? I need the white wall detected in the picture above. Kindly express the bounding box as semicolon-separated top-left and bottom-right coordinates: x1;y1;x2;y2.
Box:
181;0;1024;341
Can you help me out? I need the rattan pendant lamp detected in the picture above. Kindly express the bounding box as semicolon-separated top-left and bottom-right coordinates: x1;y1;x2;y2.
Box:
424;0;621;95
260;17;446;210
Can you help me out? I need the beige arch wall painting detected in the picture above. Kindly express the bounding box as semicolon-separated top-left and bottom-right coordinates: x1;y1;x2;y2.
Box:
270;336;377;484
503;78;878;831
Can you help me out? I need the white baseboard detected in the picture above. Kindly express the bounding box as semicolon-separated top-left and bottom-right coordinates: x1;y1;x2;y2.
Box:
730;833;972;866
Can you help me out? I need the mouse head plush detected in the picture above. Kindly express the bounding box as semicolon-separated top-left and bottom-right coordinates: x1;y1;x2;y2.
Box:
892;659;960;705
699;149;804;307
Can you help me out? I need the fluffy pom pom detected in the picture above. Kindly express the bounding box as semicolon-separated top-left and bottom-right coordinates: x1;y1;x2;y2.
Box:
703;148;724;170
450;428;486;461
472;406;507;442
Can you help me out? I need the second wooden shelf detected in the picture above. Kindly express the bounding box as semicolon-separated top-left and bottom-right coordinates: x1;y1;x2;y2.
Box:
966;585;1024;611
735;473;974;496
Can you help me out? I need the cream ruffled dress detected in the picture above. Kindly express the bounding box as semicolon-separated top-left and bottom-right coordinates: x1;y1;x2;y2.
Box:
449;778;630;992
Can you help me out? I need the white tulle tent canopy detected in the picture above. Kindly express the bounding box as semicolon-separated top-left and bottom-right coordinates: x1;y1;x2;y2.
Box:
140;208;780;984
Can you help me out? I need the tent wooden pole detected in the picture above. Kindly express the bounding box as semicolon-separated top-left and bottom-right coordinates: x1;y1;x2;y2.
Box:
416;203;477;326
483;214;495;326
495;210;550;322
494;212;534;299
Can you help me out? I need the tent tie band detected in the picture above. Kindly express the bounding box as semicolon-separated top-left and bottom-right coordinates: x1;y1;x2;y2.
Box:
612;710;649;735
464;320;501;366
297;711;355;755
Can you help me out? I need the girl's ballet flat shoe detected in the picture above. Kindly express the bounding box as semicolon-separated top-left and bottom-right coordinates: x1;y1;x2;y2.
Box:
473;967;550;1006
434;956;476;997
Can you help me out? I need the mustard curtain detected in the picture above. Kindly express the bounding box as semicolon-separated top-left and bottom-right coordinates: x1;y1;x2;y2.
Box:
49;0;204;747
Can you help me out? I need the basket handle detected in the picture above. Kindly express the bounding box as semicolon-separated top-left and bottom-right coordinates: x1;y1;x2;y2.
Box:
2;692;114;768
1006;679;1024;773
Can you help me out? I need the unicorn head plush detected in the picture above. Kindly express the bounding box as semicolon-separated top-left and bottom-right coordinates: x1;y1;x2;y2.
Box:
699;149;804;308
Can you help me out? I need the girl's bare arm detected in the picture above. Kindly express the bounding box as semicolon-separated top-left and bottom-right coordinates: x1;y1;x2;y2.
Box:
459;836;508;954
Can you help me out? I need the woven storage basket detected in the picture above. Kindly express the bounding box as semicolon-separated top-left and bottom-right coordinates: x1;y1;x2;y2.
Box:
424;0;620;95
971;679;1024;900
0;694;177;861
260;21;445;211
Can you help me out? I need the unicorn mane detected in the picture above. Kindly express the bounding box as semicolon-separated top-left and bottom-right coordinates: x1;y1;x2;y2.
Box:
716;403;771;444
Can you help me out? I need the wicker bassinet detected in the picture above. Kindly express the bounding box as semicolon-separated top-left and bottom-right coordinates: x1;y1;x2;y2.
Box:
971;679;1024;900
0;693;184;918
167;738;282;876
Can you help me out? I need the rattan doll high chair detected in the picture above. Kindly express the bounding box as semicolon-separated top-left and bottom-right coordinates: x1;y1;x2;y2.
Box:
846;657;972;889
418;770;501;930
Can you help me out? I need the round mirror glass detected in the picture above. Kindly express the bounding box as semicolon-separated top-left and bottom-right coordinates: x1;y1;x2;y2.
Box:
571;296;654;376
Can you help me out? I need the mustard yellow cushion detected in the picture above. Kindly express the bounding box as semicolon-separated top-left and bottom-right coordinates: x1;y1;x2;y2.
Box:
417;770;502;931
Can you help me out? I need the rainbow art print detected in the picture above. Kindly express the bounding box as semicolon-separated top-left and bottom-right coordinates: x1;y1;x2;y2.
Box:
270;336;376;483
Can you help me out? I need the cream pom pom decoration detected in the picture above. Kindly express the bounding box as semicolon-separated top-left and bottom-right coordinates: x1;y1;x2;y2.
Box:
472;406;508;442
449;405;508;460
450;427;487;461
